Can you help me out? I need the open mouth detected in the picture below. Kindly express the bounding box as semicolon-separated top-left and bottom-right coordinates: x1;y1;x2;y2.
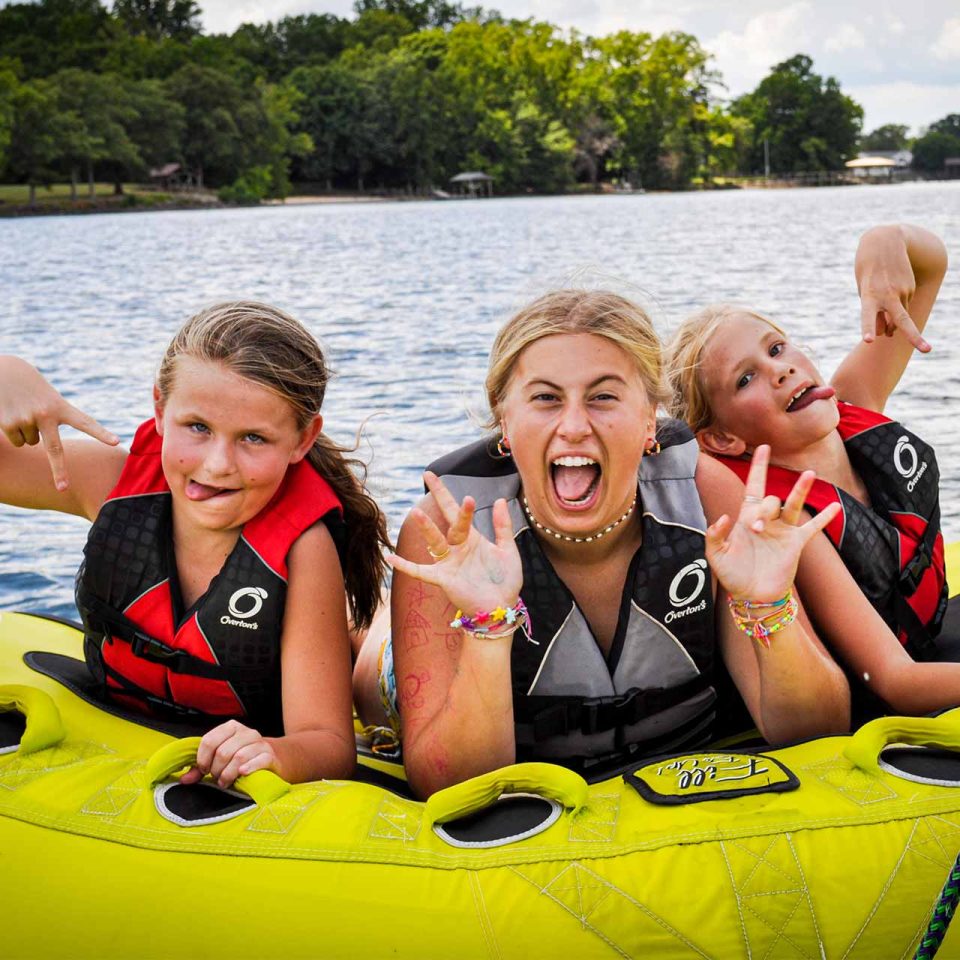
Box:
786;384;836;413
186;480;239;502
551;456;601;507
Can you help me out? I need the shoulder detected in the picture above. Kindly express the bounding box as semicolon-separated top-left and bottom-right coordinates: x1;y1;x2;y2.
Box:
287;522;344;585
695;452;744;524
72;440;129;520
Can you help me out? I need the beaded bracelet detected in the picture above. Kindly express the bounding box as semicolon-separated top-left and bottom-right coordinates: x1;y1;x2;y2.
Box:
450;598;530;640
727;590;798;649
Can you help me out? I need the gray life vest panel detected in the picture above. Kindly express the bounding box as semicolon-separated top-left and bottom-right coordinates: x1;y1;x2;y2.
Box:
428;419;717;774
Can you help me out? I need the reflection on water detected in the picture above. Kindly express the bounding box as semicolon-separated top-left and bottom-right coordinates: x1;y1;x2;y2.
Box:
2;183;959;618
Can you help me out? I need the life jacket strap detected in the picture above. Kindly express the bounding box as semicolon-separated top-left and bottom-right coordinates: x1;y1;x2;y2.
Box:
516;676;710;744
83;595;270;683
899;504;941;597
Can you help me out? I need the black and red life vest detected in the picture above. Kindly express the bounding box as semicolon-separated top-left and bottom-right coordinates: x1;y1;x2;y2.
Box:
716;402;946;659
75;420;343;733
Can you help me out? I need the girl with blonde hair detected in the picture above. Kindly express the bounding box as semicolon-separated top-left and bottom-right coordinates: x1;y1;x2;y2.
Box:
667;224;959;722
0;301;389;786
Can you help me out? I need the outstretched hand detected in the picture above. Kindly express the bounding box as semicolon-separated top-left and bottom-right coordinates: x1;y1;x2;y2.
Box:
0;356;118;490
387;471;523;619
706;446;840;602
857;228;929;353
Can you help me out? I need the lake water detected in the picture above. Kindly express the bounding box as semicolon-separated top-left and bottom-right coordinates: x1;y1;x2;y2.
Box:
2;182;959;619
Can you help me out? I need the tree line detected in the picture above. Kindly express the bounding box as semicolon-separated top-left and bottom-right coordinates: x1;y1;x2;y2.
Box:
0;0;950;203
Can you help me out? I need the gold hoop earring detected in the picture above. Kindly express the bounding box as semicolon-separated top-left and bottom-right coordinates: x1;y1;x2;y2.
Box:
644;439;661;456
496;436;512;458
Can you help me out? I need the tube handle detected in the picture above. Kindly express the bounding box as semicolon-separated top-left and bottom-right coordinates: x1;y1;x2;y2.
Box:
0;684;65;754
843;708;960;774
144;736;290;806
425;762;588;827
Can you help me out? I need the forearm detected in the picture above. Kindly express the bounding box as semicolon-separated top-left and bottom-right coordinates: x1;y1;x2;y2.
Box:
402;635;517;798
267;727;357;783
900;224;948;290
870;659;960;716
751;620;850;742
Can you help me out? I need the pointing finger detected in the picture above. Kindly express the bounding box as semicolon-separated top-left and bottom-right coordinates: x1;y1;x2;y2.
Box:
796;501;842;547
39;420;69;491
891;307;930;353
62;401;120;446
743;445;771;503
780;469;815;526
386;552;443;586
492;498;516;550
860;297;878;343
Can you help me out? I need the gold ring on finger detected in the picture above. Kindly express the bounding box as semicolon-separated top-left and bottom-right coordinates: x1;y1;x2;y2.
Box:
428;545;451;561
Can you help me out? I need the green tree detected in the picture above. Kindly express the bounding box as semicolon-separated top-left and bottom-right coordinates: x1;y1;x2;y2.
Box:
0;0;112;79
731;54;863;174
860;123;909;151
163;62;245;186
0;63;18;173
7;77;75;204
113;0;201;41
929;114;960;139
912;130;960;172
51;69;141;197
289;61;386;190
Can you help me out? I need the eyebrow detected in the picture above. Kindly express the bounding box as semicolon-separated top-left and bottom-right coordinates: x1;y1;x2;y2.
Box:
524;374;629;390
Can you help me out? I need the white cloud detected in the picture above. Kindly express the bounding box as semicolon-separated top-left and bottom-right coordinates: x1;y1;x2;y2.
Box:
704;3;813;95
931;18;960;61
886;15;906;36
824;23;865;53
847;80;960;135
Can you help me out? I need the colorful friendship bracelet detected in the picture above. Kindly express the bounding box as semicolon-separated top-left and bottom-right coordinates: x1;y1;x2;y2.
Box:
727;590;798;649
450;599;529;638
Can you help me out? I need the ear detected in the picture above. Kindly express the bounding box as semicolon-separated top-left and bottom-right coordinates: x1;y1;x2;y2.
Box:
696;425;747;458
152;384;164;435
292;413;323;463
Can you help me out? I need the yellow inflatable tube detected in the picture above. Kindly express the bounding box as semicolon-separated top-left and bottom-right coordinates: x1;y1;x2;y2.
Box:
4;602;960;959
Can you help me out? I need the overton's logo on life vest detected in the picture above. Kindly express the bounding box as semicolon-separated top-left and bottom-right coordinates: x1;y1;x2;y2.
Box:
669;559;707;606
665;559;708;623
894;436;919;479
893;435;928;491
222;587;268;629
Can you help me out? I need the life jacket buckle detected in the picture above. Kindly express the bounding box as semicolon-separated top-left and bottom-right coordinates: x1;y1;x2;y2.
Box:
130;631;179;664
900;541;932;595
581;688;643;735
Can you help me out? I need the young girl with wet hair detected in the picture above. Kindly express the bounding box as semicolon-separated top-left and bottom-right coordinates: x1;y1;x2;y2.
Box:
666;224;960;721
0;301;390;786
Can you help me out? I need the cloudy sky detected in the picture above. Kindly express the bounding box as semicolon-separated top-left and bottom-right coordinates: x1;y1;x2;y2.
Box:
195;0;960;134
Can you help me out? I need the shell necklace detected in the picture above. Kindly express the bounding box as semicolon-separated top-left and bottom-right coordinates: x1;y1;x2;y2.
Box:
521;496;637;544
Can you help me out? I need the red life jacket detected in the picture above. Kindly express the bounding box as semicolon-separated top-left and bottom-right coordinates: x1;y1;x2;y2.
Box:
716;402;946;658
76;420;343;732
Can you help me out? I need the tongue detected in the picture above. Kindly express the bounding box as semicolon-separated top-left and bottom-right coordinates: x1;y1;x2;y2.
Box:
553;465;599;502
186;480;224;501
789;385;836;412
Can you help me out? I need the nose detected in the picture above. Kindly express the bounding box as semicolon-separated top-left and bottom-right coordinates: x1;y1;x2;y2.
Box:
203;437;236;477
771;357;796;384
557;399;592;441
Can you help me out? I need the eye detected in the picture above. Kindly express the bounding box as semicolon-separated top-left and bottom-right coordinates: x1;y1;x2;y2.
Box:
735;371;754;390
243;432;267;445
188;422;209;434
591;391;618;402
769;341;785;357
531;392;559;403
